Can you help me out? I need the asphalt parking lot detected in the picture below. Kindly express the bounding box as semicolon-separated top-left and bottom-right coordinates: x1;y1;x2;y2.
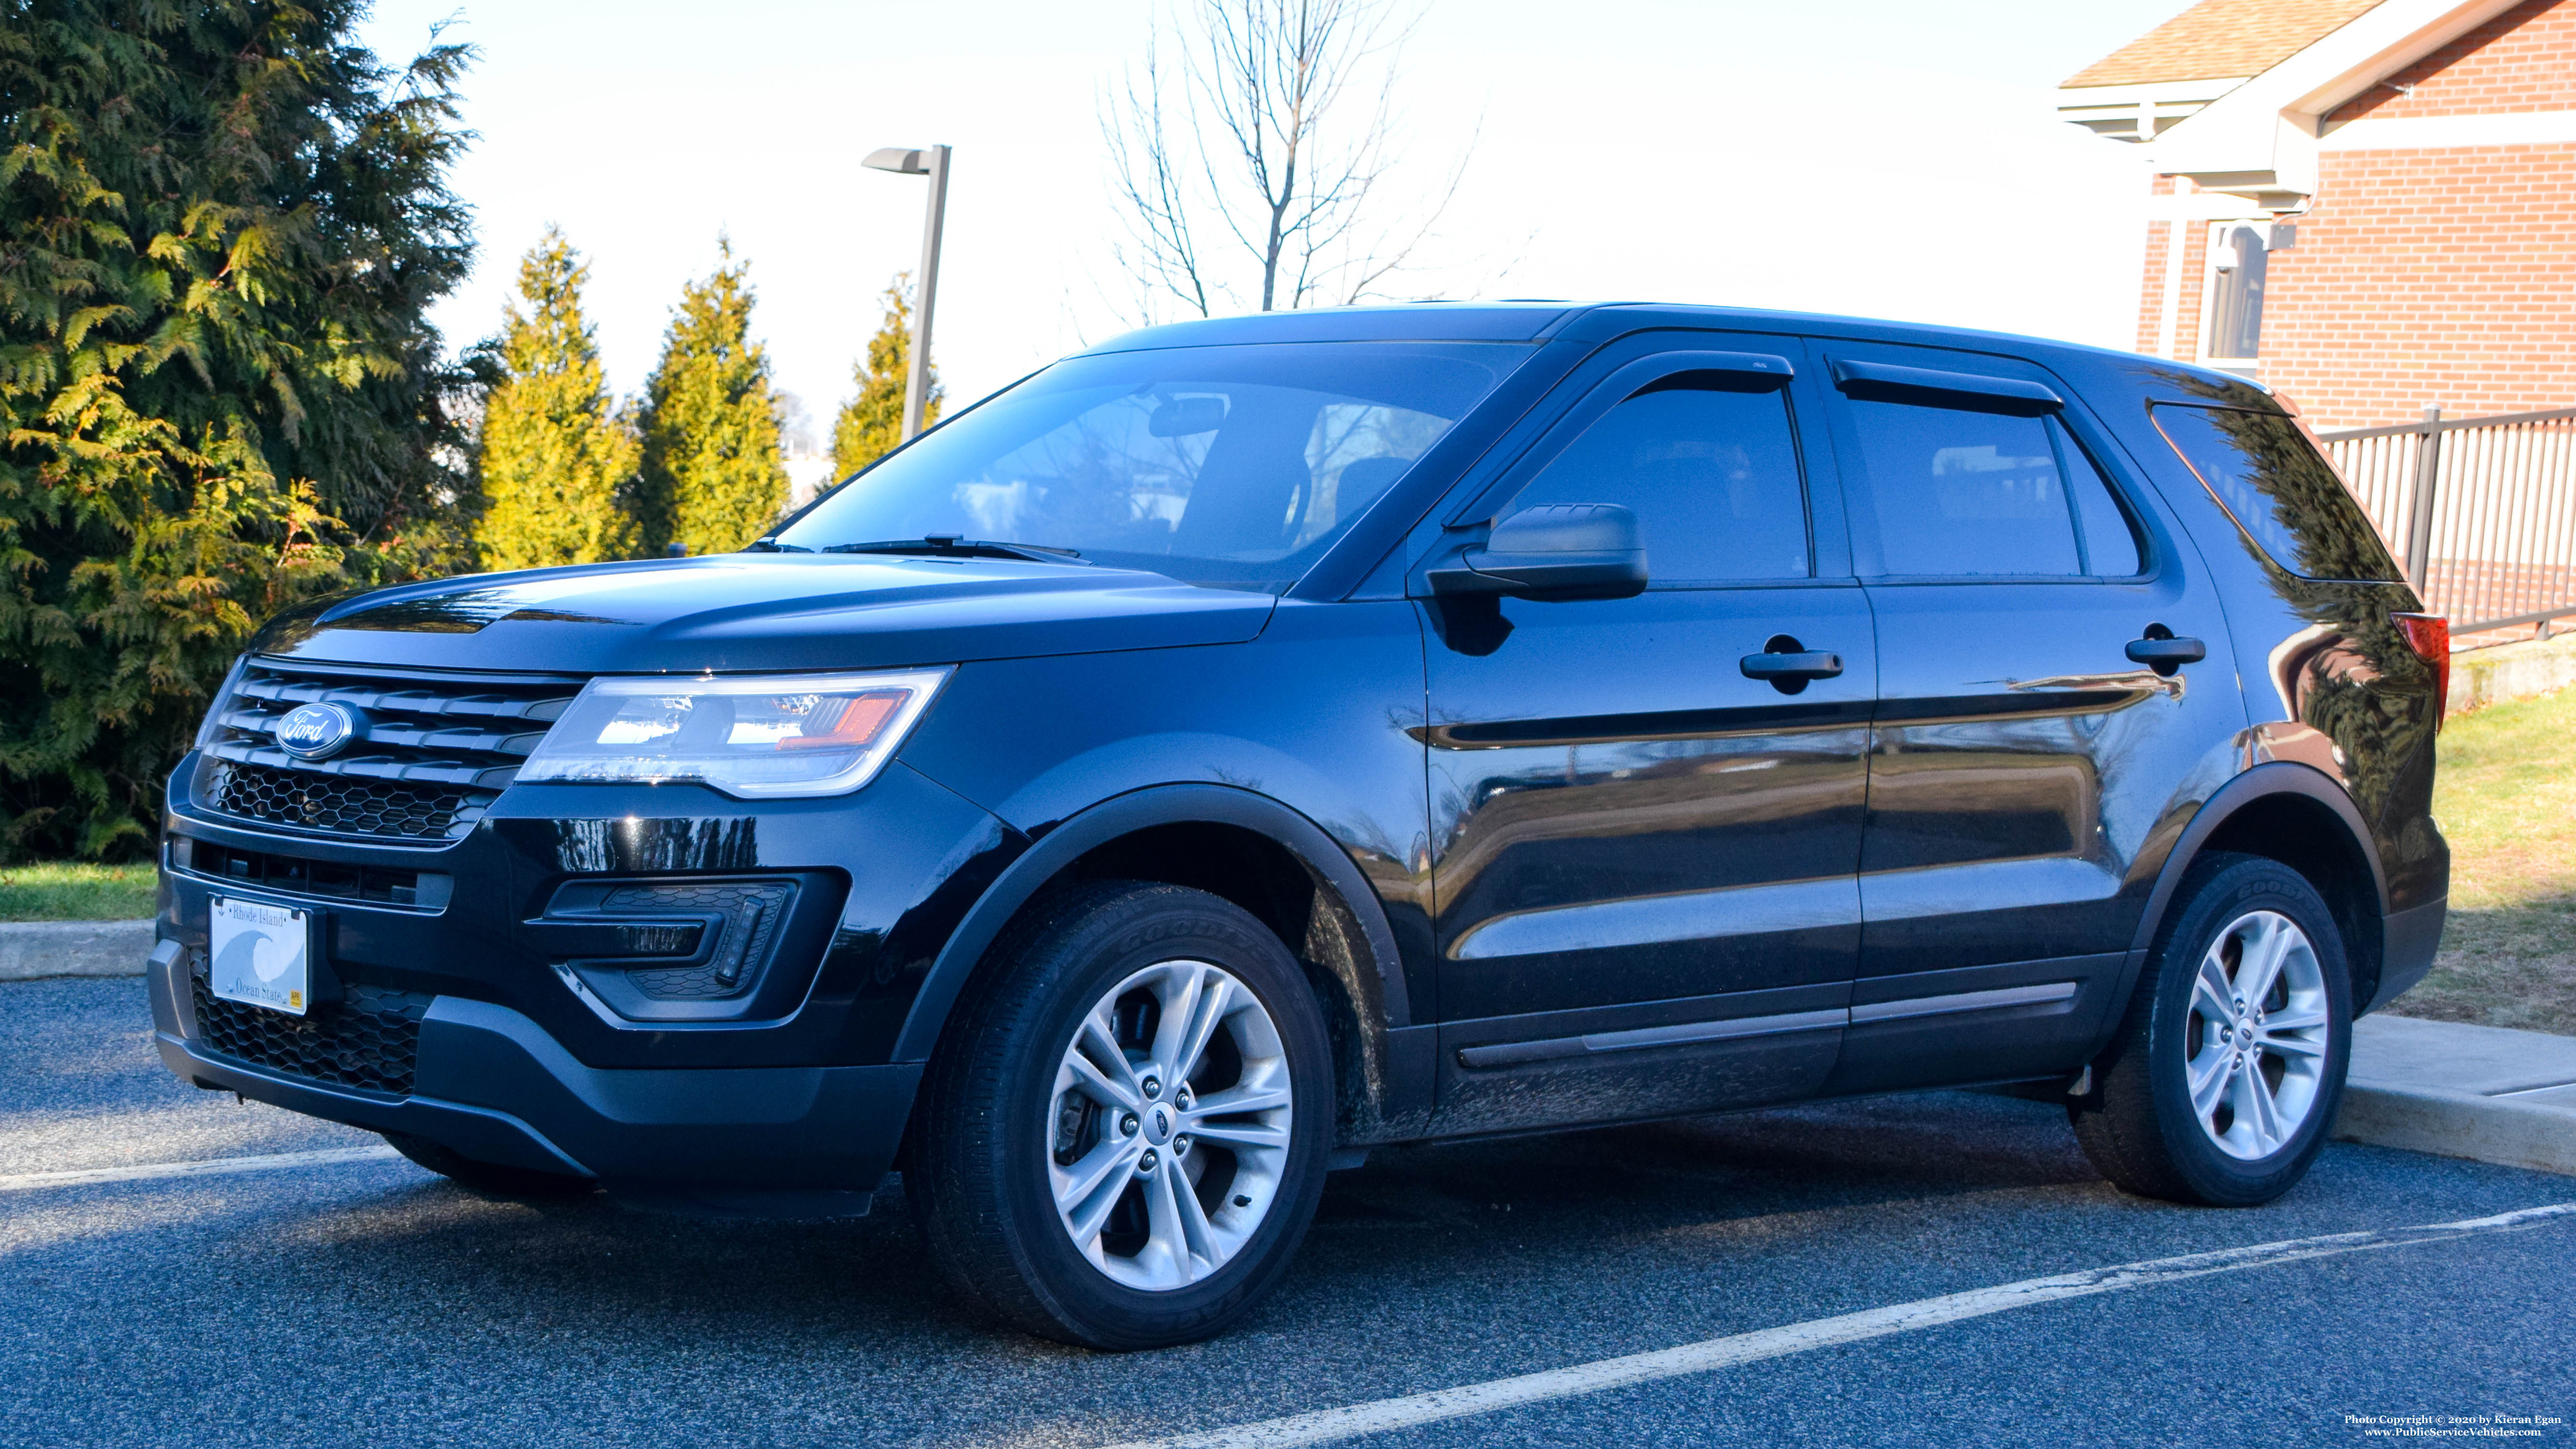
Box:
4;975;2570;1449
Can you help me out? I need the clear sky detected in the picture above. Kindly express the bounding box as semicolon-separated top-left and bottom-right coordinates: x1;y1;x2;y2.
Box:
355;0;2190;440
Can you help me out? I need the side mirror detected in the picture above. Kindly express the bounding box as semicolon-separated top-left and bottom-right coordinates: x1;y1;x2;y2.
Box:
1427;503;1648;601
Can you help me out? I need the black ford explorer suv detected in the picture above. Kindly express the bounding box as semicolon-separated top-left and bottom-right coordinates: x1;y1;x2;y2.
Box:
152;303;2449;1348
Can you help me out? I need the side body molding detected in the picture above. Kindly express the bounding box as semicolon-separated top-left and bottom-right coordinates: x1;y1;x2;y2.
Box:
891;783;1414;1069
2088;760;2392;1058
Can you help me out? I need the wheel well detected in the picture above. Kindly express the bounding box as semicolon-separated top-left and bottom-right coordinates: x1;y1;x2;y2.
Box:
1066;823;1318;953
2197;793;2387;1006
1051;822;1392;1142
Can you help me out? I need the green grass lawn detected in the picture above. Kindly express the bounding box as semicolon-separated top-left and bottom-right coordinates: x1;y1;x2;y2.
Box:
2386;685;2576;1036
0;862;158;923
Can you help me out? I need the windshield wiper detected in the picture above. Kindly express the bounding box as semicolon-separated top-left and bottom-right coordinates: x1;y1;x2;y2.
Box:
821;536;1088;564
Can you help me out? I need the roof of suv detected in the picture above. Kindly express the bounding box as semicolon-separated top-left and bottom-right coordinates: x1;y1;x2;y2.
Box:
1077;302;1582;350
1076;302;2279;412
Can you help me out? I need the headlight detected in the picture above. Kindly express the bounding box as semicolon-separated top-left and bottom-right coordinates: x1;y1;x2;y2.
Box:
515;668;950;798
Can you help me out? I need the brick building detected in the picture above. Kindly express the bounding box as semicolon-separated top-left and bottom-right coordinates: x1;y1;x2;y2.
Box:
2059;0;2576;428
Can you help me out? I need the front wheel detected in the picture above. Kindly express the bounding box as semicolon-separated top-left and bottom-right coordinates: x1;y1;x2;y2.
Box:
908;881;1333;1349
2072;853;2353;1206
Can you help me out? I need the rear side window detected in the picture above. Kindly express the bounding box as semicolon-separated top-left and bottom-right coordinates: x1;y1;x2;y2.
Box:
1843;401;2142;577
2150;403;2402;582
1507;380;1811;582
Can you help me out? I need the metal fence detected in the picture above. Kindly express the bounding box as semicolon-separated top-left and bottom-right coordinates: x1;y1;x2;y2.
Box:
2316;405;2576;637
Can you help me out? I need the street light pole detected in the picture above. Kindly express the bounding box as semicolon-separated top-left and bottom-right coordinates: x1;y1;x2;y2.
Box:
861;143;953;443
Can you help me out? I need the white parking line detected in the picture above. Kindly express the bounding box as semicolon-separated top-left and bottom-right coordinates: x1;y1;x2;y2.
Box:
1102;1201;2576;1449
0;1144;404;1193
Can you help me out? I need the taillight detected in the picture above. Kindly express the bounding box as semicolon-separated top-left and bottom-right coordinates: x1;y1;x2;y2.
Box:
2392;612;2450;723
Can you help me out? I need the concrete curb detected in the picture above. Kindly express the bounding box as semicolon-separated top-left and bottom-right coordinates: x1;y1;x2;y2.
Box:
2333;1014;2576;1177
2449;630;2576;714
0;919;154;981
2335;1084;2576;1176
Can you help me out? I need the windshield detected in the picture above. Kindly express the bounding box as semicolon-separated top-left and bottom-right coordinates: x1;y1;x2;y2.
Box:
771;341;1527;589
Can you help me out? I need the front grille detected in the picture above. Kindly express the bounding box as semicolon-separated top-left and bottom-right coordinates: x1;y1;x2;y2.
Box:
202;761;484;840
180;839;438;908
196;660;584;842
191;961;432;1095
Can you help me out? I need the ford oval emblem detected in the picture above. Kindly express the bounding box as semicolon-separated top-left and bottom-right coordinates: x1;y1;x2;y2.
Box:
274;702;359;761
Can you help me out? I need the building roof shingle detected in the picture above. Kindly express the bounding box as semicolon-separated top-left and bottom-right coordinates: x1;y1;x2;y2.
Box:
2062;0;2389;88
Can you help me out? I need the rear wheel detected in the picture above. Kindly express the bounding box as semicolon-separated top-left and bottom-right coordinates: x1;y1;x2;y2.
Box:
2071;853;2352;1206
908;881;1332;1349
382;1131;596;1198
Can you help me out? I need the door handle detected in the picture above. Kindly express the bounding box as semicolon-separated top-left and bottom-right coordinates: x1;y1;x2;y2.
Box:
1739;650;1844;682
2125;630;2207;676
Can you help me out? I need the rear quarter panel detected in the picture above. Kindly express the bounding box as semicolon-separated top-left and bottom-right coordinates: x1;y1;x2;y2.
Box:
2065;357;2446;918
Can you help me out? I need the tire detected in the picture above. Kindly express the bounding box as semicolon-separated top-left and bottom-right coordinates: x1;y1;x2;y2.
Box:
382;1131;598;1198
908;880;1333;1349
2071;853;2354;1206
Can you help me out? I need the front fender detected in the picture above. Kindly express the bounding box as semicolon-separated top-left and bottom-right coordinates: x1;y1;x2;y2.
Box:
890;783;1414;1064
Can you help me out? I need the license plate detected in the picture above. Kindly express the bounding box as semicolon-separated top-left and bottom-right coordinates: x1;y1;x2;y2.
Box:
209;897;312;1016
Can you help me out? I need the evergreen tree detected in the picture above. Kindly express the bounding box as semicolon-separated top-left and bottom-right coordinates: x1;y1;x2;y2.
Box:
473;230;638;569
0;0;476;858
829;274;943;483
634;242;790;555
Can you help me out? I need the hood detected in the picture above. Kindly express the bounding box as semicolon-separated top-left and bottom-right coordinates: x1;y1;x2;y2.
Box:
251;555;1278;674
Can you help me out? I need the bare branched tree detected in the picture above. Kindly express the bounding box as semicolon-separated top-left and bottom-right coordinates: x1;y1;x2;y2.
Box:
1102;0;1477;321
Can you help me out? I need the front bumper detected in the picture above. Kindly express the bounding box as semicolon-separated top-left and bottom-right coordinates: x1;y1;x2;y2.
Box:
148;938;919;1191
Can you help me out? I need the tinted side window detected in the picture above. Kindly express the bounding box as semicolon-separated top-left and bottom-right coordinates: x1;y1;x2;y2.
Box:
2151;403;2403;582
1508;381;1810;582
1845;401;2071;575
2065;437;2145;576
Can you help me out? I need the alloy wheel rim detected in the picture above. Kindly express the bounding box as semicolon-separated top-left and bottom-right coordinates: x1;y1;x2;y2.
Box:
1046;959;1294;1291
2185;909;2331;1161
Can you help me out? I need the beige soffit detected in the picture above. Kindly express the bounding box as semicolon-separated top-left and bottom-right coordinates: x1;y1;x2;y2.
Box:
2057;0;2392;143
2060;0;2534;202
